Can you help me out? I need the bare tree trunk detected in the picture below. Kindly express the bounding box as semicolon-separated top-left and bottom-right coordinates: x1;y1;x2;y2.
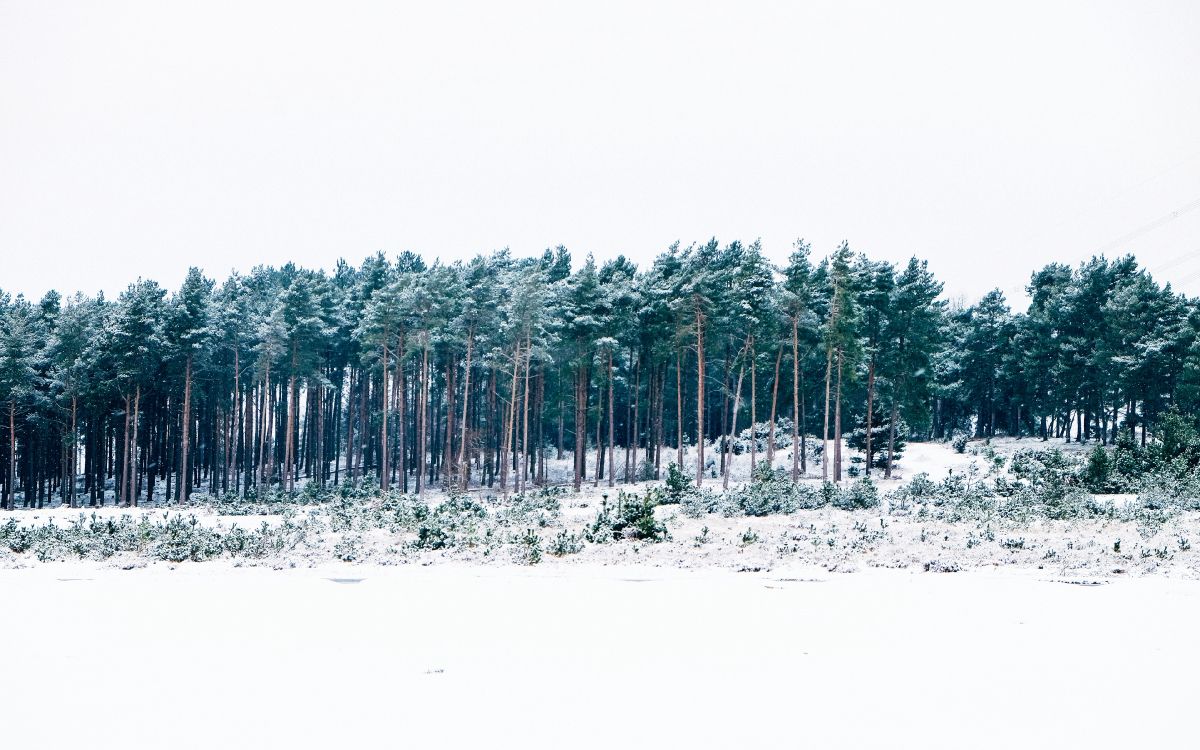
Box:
628;350;639;483
607;347;615;488
285;365;297;493
593;360;603;488
792;317;800;482
258;368;270;490
380;340;389;491
822;346;833;481
536;368;546;485
749;339;757;472
724;358;745;490
344;370;354;482
768;345;781;464
676;351;684;471
122;393;131;506
695;311;705;487
70;396;78;508
179;356;193;503
228;348;241;493
501;343;520;496
130;385;140;506
573;363;586;491
417;342;430;499
834;347;844;482
556;365;564;461
458;330;474;489
315;379;324;488
865;355;875;476
397;333;407;492
885;396;899;479
521;341;532;494
7;403;14;509
885;371;903;480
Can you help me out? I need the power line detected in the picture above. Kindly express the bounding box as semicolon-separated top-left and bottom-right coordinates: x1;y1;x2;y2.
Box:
1150;245;1200;274
1092;195;1200;257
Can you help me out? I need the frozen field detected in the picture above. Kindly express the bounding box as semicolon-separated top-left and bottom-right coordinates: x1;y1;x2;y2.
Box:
4;562;1198;749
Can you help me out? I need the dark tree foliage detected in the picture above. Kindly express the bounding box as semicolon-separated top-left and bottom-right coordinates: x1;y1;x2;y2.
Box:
0;248;1194;507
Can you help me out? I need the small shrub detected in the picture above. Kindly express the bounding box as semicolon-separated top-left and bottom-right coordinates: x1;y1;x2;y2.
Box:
512;528;542;565
548;529;584;556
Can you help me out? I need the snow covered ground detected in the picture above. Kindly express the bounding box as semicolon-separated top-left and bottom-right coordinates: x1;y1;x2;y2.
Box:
3;562;1198;749
4;438;1198;747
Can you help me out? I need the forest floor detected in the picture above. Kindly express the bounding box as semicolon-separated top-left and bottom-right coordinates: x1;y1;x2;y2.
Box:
0;438;1194;577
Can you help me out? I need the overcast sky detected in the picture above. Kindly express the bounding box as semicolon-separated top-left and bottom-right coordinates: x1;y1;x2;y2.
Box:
2;0;1199;306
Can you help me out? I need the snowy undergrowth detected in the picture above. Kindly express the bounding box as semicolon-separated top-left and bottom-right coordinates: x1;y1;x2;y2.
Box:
8;444;1200;576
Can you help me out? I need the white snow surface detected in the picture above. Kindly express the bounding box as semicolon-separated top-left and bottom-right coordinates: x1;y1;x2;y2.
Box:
4;438;1198;748
3;562;1199;749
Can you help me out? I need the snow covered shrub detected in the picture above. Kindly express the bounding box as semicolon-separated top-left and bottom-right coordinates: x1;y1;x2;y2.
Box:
585;494;667;543
512;528;542;565
637;458;657;482
334;534;364;562
952;434;968;454
1083;445;1116;493
548;529;584;556
404;497;485;550
1;519;31;553
680;487;722;518
153;514;224;562
414;523;451;550
832;477;880;510
584;501;616;543
1009;448;1085;488
662;462;695;505
494;488;561;528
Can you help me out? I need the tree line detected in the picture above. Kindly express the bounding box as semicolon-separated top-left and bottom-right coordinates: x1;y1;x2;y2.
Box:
0;241;1192;509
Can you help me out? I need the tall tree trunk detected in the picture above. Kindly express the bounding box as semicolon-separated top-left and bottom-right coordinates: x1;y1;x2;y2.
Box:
285;348;298;494
6;403;14;509
792;317;800;482
749;339;757;473
501;343;520;496
458;330;474;489
418;342;430;499
593;362;603;488
724;357;745;491
676;351;684;471
130;385;140;506
521;341;532;494
834;347;844;482
885;392;900;479
573;362;587;491
70;395;78;508
695;311;705;486
228;348;241;493
629;351;639;483
822;346;833;481
380;340;389;491
607;347;615;488
397;333;407;493
122;393;131;506
179;355;193;504
315;379;325;488
865;355;875;476
768;344;781;464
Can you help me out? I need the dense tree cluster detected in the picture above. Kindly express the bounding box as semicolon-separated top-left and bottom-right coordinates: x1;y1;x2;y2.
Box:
0;243;1190;509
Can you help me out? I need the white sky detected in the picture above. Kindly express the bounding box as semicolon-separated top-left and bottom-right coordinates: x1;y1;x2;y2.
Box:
2;0;1199;306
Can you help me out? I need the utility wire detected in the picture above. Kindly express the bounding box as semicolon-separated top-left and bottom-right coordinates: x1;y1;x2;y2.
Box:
1091;195;1200;257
